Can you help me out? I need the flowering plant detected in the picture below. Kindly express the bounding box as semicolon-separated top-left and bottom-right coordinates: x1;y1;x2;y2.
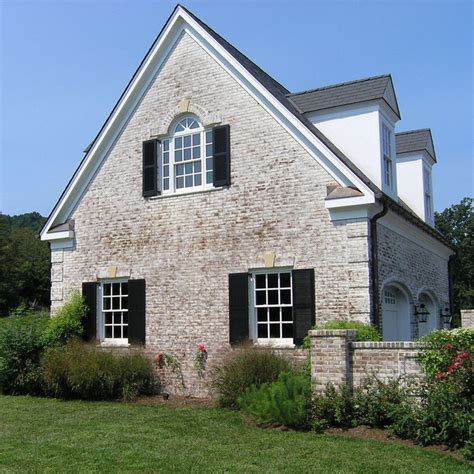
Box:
194;344;208;375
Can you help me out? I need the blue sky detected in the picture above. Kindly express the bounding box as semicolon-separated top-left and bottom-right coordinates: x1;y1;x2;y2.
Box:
1;0;472;217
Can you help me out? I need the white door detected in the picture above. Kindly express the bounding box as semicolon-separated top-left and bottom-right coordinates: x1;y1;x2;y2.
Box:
382;286;411;341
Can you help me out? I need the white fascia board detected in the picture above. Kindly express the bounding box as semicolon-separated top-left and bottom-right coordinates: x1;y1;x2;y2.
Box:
379;210;454;260
41;230;74;241
41;6;374;240
40;11;185;240
325;195;375;209
326;203;379;222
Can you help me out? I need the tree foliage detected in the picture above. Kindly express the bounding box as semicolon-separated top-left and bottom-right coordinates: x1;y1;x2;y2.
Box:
0;213;50;315
435;197;473;316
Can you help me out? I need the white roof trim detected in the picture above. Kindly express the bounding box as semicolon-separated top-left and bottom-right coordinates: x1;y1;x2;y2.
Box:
40;6;375;241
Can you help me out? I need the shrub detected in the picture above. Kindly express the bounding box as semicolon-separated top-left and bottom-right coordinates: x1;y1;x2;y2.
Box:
353;376;417;429
418;328;474;378
211;345;292;408
0;311;49;394
303;320;381;348
41;339;154;400
238;372;311;429
311;384;356;432
41;291;88;347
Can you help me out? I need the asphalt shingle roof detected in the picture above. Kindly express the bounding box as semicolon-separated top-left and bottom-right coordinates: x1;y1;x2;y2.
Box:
396;129;436;162
287;75;400;118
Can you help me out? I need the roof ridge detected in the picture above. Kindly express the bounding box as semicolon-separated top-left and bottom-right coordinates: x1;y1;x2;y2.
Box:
179;5;290;95
396;128;432;136
287;74;391;97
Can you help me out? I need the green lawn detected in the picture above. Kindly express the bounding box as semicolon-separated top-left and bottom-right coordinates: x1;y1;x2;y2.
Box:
0;396;470;473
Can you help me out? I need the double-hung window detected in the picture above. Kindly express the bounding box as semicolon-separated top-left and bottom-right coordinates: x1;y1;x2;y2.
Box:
160;116;214;193
252;271;293;342
100;281;129;342
382;124;393;189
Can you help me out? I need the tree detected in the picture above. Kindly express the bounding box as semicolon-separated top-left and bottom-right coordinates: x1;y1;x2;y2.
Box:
435;197;474;318
0;213;50;315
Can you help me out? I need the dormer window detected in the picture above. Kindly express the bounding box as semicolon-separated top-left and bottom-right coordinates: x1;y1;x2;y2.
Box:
382;124;393;189
160;116;214;193
423;167;432;219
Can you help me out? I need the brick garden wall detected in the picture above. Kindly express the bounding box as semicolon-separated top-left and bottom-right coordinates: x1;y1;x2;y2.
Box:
310;329;423;392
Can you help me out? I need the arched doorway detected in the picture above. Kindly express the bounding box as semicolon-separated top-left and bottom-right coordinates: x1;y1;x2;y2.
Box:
418;292;438;337
382;284;411;341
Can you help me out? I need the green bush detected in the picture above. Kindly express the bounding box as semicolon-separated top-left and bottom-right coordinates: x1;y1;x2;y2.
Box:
41;291;88;347
238;372;311;429
211;345;293;408
0;311;49;394
311;384;356;432
353;376;416;429
303;320;381;348
418;328;474;378
41;339;154;400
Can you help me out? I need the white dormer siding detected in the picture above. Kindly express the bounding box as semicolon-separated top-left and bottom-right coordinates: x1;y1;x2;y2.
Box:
395;130;437;227
306;102;399;198
396;153;435;226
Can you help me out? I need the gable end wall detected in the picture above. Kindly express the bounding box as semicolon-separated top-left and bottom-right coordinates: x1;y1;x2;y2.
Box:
49;33;372;395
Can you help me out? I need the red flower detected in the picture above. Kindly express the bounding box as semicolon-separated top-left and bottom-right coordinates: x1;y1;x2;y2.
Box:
154;352;163;364
435;371;447;379
197;344;207;353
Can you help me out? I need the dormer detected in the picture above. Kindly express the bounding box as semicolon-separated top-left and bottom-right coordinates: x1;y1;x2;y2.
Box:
288;75;401;199
395;129;437;226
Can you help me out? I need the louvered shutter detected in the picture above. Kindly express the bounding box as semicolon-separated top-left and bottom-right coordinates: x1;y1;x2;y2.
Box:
82;282;98;341
143;140;159;197
128;279;146;345
212;125;231;187
292;269;315;346
229;272;249;344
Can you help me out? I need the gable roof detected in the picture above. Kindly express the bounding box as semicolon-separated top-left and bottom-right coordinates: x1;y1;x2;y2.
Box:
396;129;437;162
40;5;450;250
287;75;401;119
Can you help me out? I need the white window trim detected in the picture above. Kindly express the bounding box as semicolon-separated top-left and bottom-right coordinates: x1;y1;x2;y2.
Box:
423;166;433;221
249;268;295;348
97;279;130;347
160;116;214;196
382;123;394;190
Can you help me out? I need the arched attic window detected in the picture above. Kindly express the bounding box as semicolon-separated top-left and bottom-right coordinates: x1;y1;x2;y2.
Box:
160;116;214;192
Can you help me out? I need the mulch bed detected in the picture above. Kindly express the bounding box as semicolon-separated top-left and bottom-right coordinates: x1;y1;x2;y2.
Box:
324;425;468;462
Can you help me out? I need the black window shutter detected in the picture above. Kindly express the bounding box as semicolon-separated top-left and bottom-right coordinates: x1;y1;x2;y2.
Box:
82;282;97;341
212;125;231;187
292;269;315;346
128;279;146;345
143;139;159;197
229;273;249;344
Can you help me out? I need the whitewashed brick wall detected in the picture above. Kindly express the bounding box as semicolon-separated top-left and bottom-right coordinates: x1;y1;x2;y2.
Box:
376;222;450;338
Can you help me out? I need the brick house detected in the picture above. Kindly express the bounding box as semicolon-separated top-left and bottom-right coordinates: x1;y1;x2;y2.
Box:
40;5;453;393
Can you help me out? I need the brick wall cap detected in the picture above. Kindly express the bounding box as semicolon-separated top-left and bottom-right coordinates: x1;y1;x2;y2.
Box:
351;341;423;349
309;329;357;337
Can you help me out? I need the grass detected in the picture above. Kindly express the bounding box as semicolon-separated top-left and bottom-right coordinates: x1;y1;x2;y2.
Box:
0;396;470;473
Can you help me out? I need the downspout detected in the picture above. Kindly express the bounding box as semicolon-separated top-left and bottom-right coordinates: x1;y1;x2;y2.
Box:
370;195;388;330
448;253;455;327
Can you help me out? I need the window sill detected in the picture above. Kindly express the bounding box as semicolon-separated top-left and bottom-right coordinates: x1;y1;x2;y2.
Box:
148;185;225;200
99;340;130;348
254;339;295;349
